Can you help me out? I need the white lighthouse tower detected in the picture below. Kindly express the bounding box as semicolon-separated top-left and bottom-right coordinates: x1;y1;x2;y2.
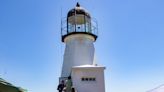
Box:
60;3;105;92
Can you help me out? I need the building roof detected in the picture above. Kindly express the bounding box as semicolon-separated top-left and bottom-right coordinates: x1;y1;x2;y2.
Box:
0;78;27;92
0;78;13;86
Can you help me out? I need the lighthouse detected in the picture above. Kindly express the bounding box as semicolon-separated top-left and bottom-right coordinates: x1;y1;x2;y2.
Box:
60;3;105;92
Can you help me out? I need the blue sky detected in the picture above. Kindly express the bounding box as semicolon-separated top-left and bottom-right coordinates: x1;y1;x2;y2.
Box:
0;0;164;92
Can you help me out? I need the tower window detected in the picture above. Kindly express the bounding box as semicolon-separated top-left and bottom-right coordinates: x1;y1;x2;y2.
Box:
85;78;88;81
81;77;96;81
81;78;84;81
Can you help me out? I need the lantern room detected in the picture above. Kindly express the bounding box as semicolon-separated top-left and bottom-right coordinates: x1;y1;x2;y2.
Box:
61;2;98;42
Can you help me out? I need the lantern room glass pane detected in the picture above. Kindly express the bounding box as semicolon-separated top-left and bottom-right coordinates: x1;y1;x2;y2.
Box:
85;16;91;33
67;14;91;33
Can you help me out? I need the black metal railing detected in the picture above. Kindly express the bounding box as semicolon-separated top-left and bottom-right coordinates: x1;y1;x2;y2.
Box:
61;17;98;42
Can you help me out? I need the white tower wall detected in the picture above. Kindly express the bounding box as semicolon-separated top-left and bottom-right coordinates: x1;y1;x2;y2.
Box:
61;34;95;77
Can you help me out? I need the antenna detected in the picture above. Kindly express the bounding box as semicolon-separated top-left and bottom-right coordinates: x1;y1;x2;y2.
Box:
60;5;64;78
60;6;63;37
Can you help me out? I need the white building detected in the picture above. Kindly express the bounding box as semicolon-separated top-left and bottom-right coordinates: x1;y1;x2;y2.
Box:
59;2;106;92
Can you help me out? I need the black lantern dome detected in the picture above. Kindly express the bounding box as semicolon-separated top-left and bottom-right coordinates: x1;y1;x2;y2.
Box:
67;3;91;18
61;2;98;42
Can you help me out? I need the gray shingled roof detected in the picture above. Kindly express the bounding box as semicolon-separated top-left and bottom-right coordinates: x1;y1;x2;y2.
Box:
0;78;27;92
